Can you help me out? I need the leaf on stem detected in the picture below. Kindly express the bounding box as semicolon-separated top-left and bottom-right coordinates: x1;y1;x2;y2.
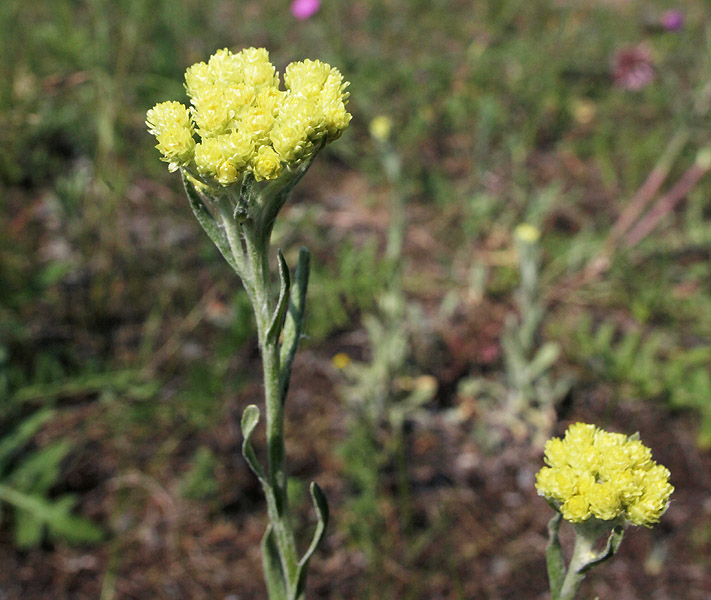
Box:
261;525;287;600
241;405;269;490
546;513;565;600
267;250;291;346
256;153;319;247
577;524;625;574
181;173;241;275
294;482;329;598
279;247;310;402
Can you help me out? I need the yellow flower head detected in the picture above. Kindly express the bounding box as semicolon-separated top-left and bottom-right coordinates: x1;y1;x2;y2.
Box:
148;47;351;187
536;422;673;527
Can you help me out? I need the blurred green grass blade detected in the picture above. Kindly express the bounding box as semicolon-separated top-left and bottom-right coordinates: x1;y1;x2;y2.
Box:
0;409;54;472
11;370;156;405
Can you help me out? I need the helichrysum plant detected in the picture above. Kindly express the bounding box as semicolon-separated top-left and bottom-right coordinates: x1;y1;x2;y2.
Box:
147;46;351;600
536;422;674;600
337;115;436;537
457;224;571;448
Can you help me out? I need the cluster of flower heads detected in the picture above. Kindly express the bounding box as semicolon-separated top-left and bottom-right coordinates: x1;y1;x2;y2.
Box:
535;423;673;527
146;47;350;185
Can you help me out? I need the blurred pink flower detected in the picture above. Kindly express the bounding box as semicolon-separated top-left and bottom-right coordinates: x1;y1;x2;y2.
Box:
291;0;320;20
613;44;655;91
660;9;684;32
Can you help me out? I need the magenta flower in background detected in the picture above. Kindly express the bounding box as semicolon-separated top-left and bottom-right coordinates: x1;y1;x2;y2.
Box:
291;0;320;20
660;9;684;32
613;44;655;91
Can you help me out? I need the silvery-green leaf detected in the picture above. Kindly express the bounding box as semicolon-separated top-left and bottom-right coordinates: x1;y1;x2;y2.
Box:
279;248;310;402
182;173;241;275
294;482;329;598
261;525;286;600
267;250;291;346
241;405;268;489
546;513;565;599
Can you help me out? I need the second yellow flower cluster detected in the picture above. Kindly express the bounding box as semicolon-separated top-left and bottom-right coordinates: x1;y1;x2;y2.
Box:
535;422;673;527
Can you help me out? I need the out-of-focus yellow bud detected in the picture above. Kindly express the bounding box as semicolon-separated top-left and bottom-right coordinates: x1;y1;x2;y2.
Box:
514;223;541;244
369;115;393;143
332;353;351;370
695;147;711;170
572;98;596;125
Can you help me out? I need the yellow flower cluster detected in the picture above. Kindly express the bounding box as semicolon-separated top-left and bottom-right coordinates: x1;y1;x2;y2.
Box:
535;423;673;527
146;47;351;185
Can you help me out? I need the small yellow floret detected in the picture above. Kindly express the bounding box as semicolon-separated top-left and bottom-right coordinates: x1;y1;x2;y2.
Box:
252;145;282;181
184;62;211;99
146;101;195;171
191;87;233;137
284;59;332;100
194;137;225;179
238;47;279;90
561;494;591;522
271;122;314;163
207;48;244;86
223;83;256;114
535;422;673;527
565;422;597;446
585;481;620;521
221;130;255;170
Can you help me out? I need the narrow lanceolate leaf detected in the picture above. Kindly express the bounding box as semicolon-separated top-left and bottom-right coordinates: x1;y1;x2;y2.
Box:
266;250;291;346
256;153;319;246
578;525;624;574
240;405;269;491
279;247;310;403
261;525;287;600
546;513;565;600
181;172;241;275
294;482;329;599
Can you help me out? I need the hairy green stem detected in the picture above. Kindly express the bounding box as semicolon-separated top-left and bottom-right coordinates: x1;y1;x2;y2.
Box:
206;177;325;600
241;224;300;594
551;519;624;600
556;528;592;600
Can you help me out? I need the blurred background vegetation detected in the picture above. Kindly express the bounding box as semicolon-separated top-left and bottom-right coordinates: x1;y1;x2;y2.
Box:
1;0;711;598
